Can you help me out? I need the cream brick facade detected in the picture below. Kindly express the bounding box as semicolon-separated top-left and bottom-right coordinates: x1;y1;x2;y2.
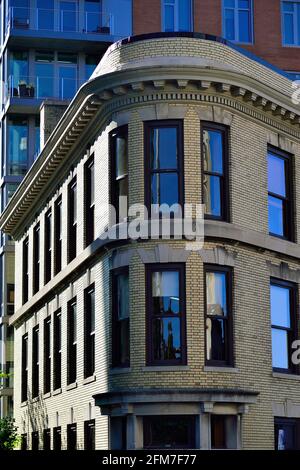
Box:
1;34;300;450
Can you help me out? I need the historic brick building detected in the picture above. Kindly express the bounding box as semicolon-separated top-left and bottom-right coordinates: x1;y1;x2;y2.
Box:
1;32;300;450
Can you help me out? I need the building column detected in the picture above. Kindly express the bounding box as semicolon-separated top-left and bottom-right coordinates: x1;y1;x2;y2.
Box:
126;415;143;450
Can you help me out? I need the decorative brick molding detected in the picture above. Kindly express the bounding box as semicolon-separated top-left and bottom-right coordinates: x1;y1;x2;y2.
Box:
198;246;237;266
110;249;134;269
266;261;300;282
197;105;233;126
137;244;191;264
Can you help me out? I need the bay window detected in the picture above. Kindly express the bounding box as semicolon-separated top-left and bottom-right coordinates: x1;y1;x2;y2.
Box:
146;264;186;365
202;122;229;220
145;120;183;216
112;268;130;368
271;279;297;373
205;266;233;366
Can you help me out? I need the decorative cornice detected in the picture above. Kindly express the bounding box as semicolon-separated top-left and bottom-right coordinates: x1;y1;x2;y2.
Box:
1;68;300;236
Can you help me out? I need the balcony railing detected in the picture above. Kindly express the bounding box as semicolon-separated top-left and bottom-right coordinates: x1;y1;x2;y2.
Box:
6;75;82;103
5;7;114;36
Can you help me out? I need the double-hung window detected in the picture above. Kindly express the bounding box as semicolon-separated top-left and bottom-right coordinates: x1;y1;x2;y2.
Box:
112;268;130;368
67;298;77;385
145;121;184;217
162;0;193;32
84;155;95;247
53;310;61;390
223;0;253;43
205;266;233;366
268;147;293;240
33;223;40;295
271;279;297;373
44;317;51;394
44;209;52;284
282;1;300;46
21;333;28;402
54;196;62;274
202;123;229;220
68;177;77;263
22;237;29;304
110;126;128;223
32;325;39;398
84;284;95;378
146;264;186;365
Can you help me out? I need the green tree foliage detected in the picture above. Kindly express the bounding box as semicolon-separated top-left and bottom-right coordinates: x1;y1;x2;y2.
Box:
0;417;20;450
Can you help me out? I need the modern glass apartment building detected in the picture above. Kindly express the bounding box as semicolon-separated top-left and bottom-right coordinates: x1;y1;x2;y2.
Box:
0;0;132;419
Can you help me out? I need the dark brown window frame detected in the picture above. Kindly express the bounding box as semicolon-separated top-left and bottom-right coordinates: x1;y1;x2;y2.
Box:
22;236;29;304
84;419;95;450
44;208;52;284
43;428;51;451
21;333;28;402
67;297;77;385
268;145;295;242
146;263;187;366
53;309;61;391
144;120;184;217
53;426;61;451
43;317;51;394
54;196;62;275
274;417;300;450
271;277;298;375
84;284;95;378
32;223;40;295
143;415;196;449
109;125;129;224
204;265;234;367
84;154;95;247
68;177;77;263
201;121;230;222
67;423;77;451
111;266;130;368
32;325;39;399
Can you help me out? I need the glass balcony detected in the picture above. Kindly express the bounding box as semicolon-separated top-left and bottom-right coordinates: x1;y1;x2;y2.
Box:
5;7;114;36
6;75;82;103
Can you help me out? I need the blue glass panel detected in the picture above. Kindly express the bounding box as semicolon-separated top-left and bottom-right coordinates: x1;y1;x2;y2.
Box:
36;63;54;98
272;329;289;369
37;0;54;30
203;130;223;173
150;127;178;170
60;1;77;32
271;285;290;328
283;2;294;13
151;173;179;208
85;0;101;33
238;0;249;8
11;0;29;25
224;0;235;7
153;317;181;360
8;117;28;176
297;4;300;44
284;13;295;44
59;66;77;99
164;4;175;31
178;0;191;31
225;8;235;40
206;272;227;316
203;175;221;217
268;154;286;197
238;10;251;42
268;195;284;236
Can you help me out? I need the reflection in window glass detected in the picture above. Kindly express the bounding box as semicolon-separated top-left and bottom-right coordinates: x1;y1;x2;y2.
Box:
8;116;28;175
223;0;253;43
162;0;192;32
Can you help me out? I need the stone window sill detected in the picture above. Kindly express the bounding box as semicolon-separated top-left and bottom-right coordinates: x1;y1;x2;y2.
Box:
43;392;51;399
53;388;62;396
110;368;131;375
272;372;300;381
141;366;190;372
83;375;96;385
203;366;239;373
66;382;78;391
